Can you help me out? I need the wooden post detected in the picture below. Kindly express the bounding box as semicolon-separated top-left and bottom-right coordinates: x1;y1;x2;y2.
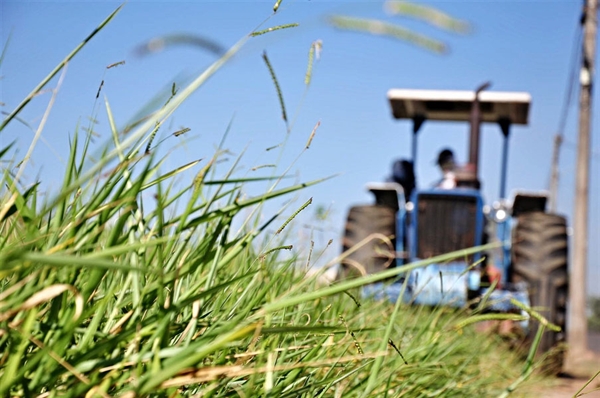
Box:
569;0;597;361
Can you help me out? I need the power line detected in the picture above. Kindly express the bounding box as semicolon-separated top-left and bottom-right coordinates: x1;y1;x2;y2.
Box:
549;7;586;211
556;15;584;139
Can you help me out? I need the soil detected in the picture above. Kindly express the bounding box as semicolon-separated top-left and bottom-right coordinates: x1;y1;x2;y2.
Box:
531;332;600;398
530;376;600;398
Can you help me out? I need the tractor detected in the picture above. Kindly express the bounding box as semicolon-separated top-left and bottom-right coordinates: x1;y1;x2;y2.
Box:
339;83;569;363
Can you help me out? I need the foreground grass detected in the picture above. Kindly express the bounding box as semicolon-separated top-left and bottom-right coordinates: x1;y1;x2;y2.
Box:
0;4;554;397
0;182;542;397
0;106;547;397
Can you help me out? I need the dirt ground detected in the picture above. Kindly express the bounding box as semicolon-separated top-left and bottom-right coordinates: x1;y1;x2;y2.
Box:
532;376;600;398
531;332;600;398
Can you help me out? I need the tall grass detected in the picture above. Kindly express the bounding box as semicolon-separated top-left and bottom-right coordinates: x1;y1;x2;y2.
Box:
0;4;552;397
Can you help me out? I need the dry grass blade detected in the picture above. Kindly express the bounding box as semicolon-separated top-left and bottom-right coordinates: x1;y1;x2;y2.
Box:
305;40;322;86
305;121;320;149
106;60;125;69
138;323;260;393
0;284;83;322
329;15;447;54
384;1;471;34
135;33;225;56
158;353;384;388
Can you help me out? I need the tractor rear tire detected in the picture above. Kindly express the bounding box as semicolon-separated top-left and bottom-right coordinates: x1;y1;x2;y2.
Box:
512;211;568;371
339;205;396;280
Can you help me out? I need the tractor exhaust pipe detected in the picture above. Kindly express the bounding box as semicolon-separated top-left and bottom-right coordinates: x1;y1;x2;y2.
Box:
468;81;491;186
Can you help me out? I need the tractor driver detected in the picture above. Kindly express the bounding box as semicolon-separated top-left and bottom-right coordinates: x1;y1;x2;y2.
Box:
435;148;457;189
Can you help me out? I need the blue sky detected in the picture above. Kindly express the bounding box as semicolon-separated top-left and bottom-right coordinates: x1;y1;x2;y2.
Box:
2;1;599;295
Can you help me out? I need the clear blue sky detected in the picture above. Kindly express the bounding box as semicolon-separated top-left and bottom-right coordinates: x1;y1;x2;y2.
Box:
2;1;599;295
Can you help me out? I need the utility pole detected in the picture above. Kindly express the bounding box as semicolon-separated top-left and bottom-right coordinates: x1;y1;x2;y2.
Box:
569;0;597;361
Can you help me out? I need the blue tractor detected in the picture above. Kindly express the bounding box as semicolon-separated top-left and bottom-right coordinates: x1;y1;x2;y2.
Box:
340;83;569;363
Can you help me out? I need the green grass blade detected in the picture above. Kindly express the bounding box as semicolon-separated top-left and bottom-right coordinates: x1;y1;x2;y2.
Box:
40;36;248;219
7;252;154;274
0;5;123;132
256;242;501;316
184;176;332;229
262;51;288;125
140;159;202;190
0;29;12;68
136;323;258;394
251;23;299;37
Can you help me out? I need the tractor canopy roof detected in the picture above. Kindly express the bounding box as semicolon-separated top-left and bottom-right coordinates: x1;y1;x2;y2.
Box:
387;89;531;125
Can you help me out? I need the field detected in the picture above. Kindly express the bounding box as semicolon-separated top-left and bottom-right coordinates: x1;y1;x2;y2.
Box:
0;4;582;397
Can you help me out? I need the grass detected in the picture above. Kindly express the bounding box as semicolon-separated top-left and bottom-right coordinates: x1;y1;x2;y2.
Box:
0;3;558;397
